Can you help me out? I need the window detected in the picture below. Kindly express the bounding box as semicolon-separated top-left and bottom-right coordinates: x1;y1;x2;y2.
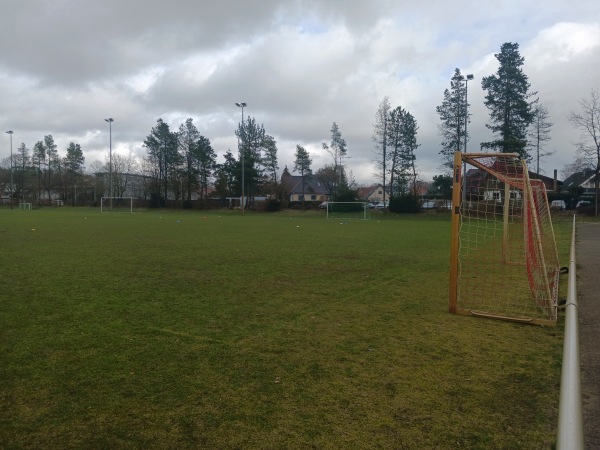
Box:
311;195;317;200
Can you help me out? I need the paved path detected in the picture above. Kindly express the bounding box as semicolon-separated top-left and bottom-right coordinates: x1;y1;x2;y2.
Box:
576;222;600;449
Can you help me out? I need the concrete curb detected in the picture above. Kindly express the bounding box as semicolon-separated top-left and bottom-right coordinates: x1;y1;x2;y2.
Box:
576;222;600;448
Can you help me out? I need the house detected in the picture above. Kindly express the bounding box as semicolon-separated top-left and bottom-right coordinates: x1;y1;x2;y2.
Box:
280;166;329;203
413;180;431;197
530;171;563;192
464;164;563;200
562;169;597;196
358;184;390;203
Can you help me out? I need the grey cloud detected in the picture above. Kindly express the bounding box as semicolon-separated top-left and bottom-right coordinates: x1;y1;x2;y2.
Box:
1;0;600;183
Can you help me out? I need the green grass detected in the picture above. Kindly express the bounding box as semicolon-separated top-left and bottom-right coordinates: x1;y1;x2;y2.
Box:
0;208;569;449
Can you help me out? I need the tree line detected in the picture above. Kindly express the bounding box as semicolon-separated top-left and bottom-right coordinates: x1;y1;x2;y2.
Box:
372;41;552;211
2;41;598;211
0;134;86;206
368;41;600;214
435;42;552;170
0;114;359;208
433;41;599;214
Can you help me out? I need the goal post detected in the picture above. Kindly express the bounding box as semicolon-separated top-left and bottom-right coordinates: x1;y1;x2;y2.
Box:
18;202;32;210
326;202;370;220
449;152;560;326
101;197;134;213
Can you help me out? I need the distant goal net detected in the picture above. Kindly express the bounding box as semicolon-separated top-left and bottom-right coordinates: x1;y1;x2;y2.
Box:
326;202;370;220
101;197;134;213
449;152;560;326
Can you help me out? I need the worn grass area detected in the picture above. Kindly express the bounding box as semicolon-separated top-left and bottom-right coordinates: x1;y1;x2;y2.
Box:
0;208;569;449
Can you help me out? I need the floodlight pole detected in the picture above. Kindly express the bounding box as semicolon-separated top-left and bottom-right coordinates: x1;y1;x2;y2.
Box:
464;74;473;153
6;130;13;210
235;102;247;215
105;118;114;209
461;74;474;204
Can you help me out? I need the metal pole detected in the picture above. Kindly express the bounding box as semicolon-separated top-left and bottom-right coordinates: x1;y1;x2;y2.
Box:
557;215;584;449
462;74;473;204
464;74;473;154
236;102;247;215
242;105;244;215
109;121;112;198
6;131;13;209
105;118;114;209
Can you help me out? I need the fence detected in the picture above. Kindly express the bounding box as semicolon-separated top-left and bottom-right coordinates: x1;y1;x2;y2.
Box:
557;215;584;449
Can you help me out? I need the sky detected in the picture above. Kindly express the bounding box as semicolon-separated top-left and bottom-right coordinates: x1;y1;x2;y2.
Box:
1;0;599;185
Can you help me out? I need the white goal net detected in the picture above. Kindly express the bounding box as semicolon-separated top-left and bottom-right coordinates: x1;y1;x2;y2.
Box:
449;152;560;326
326;202;370;220
101;197;134;213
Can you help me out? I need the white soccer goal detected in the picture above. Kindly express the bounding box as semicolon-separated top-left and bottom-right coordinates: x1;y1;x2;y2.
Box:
101;197;134;213
449;152;560;326
326;202;370;220
19;203;32;210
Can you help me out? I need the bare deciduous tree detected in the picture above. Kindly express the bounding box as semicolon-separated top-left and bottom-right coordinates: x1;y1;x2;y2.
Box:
569;88;600;215
373;96;391;208
528;103;553;175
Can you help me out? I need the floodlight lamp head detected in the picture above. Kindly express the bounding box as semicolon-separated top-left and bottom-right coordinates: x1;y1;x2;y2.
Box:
105;118;114;123
466;74;474;80
6;130;13;135
236;102;247;108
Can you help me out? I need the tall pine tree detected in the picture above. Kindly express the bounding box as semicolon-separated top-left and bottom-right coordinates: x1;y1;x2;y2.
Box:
143;119;179;206
293;145;312;207
235;116;266;202
397;110;420;196
481;42;536;160
387;107;419;197
436;69;468;169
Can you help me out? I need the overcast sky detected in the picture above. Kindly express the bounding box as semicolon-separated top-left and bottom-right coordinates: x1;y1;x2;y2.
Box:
1;0;599;184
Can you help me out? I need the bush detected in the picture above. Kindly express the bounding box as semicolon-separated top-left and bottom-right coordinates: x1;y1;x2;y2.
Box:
390;195;420;213
332;189;358;203
149;193;165;208
578;205;596;216
265;199;281;212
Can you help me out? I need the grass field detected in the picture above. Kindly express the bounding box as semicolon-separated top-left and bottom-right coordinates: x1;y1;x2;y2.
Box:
0;208;571;449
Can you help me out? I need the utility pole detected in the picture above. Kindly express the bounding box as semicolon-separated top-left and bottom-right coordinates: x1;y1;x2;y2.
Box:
6;130;13;210
235;102;247;215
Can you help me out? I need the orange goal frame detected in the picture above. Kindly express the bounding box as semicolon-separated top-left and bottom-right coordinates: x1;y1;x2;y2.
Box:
449;152;560;326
